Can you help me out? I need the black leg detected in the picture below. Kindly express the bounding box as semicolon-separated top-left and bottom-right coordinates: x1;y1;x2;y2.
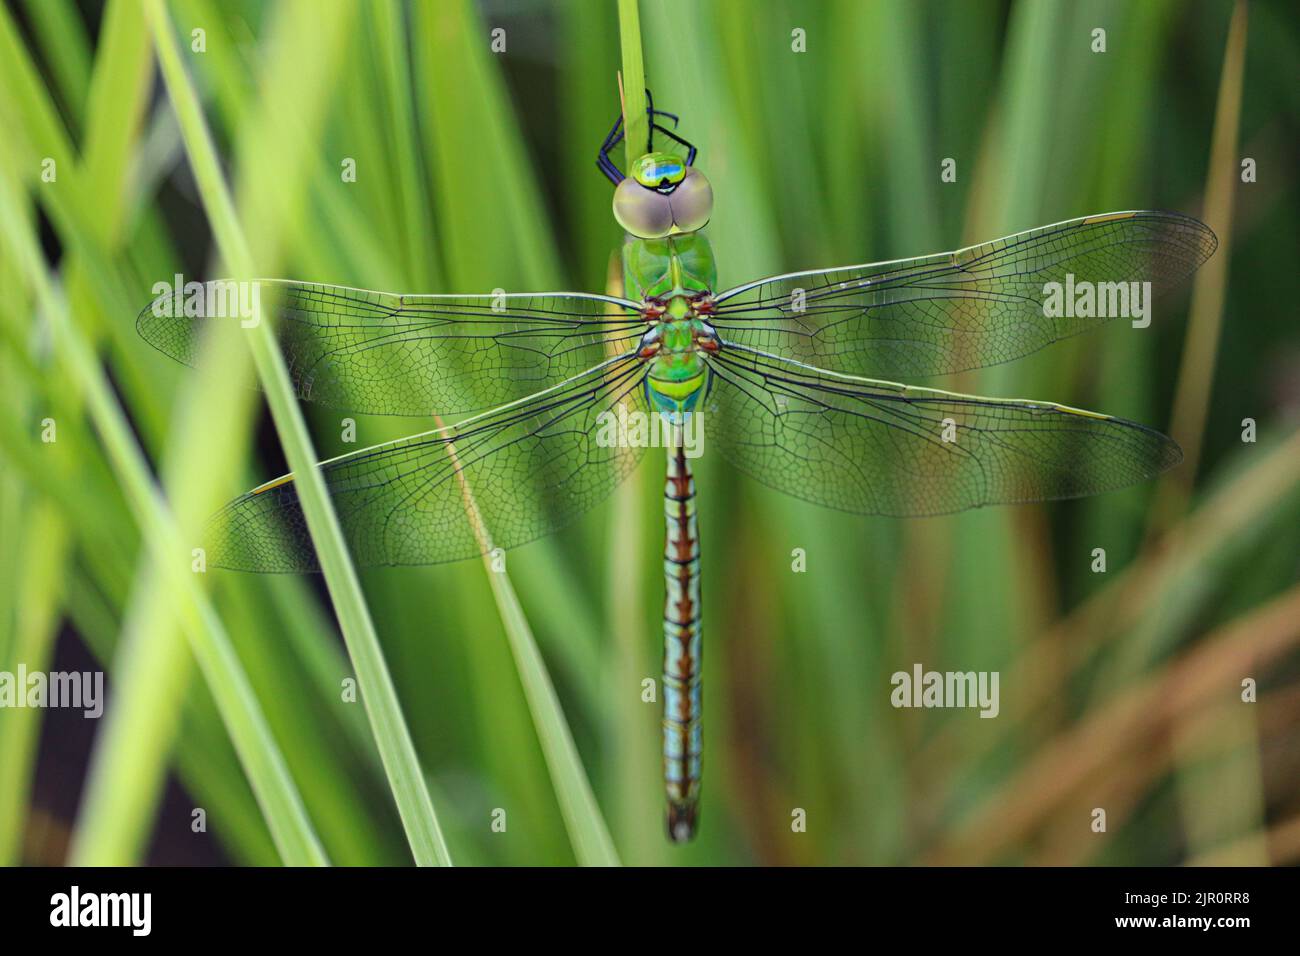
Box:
597;89;701;185
643;89;657;152
597;112;626;185
650;122;697;167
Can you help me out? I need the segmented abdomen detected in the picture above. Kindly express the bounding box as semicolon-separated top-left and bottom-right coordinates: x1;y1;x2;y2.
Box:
663;441;702;842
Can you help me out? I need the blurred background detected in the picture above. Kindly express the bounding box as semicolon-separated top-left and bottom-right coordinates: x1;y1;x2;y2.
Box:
0;0;1297;866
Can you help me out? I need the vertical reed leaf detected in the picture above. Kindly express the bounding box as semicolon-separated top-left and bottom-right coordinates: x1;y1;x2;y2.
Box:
0;163;328;868
143;0;450;867
619;0;648;167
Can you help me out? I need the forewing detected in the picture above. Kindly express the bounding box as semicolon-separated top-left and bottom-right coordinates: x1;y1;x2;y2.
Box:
710;211;1216;379
207;355;650;570
137;279;645;416
703;346;1181;517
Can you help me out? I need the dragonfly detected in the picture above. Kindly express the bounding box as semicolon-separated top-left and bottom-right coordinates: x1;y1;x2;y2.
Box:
137;93;1216;844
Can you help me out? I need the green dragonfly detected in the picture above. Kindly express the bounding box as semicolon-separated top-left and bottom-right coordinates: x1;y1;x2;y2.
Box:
138;96;1216;844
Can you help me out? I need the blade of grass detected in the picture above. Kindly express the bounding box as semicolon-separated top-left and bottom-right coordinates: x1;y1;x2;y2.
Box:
18;0;375;854
484;566;621;865
439;423;620;866
149;11;417;861
0;198;309;867
607;0;664;863
73;0;397;869
69;0;256;867
18;0;90;130
618;0;647;168
0;139;70;867
0;453;19;672
0;4;170;443
600;253;661;864
1190;814;1300;867
1153;0;1247;526
926;584;1300;864
556;10;658;860
176;10;455;829
369;1;437;288
408;0;620;863
142;0;451;867
1161;5;1257;853
182;0;583;864
0;311;284;866
59;555;285;865
0;161;328;868
0;501;66;864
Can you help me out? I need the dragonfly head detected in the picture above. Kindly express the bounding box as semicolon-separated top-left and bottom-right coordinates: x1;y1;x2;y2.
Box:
613;154;713;240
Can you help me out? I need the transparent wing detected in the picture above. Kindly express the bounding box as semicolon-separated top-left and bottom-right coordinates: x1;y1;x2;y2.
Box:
207;355;650;571
137;279;646;416
703;345;1181;517
709;211;1216;379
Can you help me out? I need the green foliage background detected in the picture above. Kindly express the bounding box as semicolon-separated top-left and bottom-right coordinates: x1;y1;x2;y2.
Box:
0;0;1297;866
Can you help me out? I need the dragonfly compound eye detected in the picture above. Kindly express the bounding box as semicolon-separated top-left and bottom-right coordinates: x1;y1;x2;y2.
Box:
667;168;713;234
613;177;675;239
613;166;714;239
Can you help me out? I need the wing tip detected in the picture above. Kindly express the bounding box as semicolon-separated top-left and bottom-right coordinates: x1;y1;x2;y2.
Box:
1130;209;1220;264
135;289;209;369
1158;434;1185;473
201;482;319;573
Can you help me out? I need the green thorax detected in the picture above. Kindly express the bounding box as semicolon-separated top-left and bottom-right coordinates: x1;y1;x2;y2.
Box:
623;232;717;302
624;232;718;419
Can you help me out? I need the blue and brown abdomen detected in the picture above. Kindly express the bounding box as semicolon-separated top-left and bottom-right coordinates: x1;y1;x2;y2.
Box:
662;441;703;841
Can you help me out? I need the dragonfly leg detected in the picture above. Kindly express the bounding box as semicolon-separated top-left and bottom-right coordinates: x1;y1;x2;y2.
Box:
598;90;698;185
662;437;703;842
648;121;697;168
597;112;626;185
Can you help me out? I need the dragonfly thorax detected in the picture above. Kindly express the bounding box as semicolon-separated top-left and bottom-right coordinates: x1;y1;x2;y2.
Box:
639;319;718;420
625;230;721;421
623;232;717;301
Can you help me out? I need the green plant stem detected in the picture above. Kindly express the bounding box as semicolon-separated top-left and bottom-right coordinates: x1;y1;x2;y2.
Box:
484;561;622;866
618;0;647;168
143;0;451;867
435;415;620;865
0;502;65;864
1157;0;1247;521
68;0;243;866
0;166;328;868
